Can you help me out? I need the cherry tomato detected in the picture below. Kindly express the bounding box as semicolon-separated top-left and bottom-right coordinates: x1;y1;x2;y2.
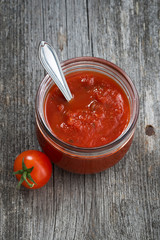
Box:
13;150;52;189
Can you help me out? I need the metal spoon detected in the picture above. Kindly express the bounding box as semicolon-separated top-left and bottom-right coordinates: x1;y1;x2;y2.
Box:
39;41;73;102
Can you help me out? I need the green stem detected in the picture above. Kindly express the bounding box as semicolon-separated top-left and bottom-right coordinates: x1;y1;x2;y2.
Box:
22;171;34;188
17;175;25;189
14;158;37;189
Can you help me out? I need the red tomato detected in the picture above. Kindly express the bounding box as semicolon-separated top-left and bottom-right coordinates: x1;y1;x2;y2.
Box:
13;150;52;189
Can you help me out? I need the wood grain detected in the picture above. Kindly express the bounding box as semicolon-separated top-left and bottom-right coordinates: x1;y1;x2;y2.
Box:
0;0;159;239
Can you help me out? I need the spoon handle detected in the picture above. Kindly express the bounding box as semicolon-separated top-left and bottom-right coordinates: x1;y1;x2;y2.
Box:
39;41;73;102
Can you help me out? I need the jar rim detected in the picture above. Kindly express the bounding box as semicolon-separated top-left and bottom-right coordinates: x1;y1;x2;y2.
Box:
36;56;139;155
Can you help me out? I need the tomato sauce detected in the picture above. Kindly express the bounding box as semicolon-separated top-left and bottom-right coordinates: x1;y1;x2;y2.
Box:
44;71;130;148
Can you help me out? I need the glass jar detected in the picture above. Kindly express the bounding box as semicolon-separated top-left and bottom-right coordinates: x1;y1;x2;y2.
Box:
35;57;139;174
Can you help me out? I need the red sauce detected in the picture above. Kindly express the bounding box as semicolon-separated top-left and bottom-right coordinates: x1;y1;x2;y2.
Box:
44;71;130;148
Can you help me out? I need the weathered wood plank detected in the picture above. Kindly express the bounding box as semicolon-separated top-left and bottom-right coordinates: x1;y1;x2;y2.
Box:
0;0;159;239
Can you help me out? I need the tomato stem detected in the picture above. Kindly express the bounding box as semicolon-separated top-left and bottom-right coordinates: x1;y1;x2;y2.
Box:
22;171;34;188
14;158;37;189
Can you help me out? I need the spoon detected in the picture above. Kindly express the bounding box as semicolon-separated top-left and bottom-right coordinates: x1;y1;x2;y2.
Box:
39;41;73;102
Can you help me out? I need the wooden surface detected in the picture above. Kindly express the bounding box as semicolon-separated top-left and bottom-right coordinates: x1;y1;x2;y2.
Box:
0;0;160;239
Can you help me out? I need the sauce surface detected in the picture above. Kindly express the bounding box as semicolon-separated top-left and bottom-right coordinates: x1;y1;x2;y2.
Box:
44;71;130;148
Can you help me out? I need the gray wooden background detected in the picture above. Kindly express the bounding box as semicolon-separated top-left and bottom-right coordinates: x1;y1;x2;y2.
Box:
0;0;160;239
